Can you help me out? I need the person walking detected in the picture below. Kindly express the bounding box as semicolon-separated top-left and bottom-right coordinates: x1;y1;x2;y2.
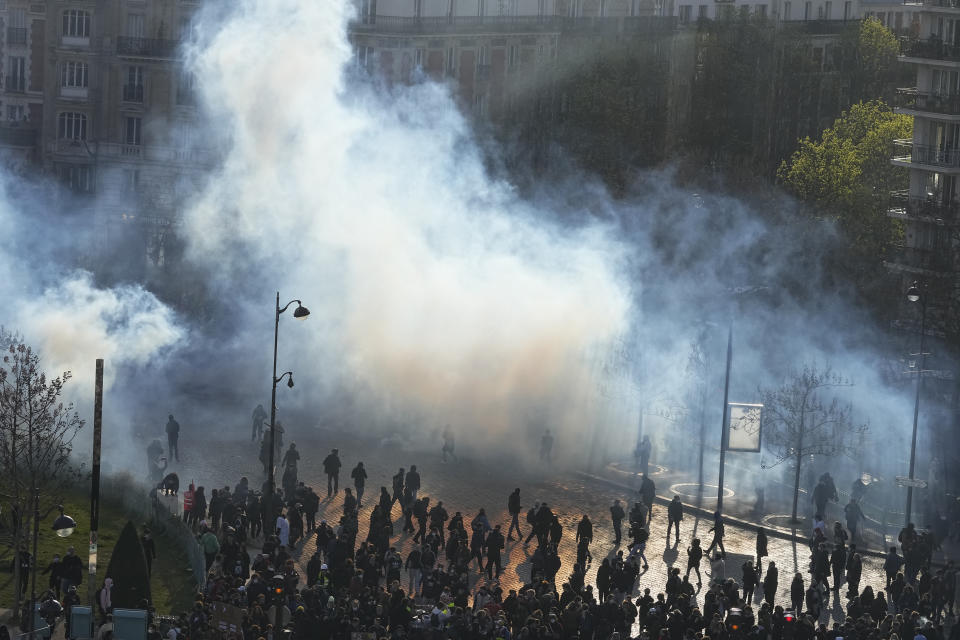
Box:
635;435;652;476
628;520;649;570
575;515;593;564
884;546;904;588
351;462;367;507
742;560;758;604
611;499;625;546
251;404;267;442
756;527;768;577
540;430;554;463
322;448;341;497
165;414;180;463
405;465;421;500
763;561;778;606
441;426;457;463
392;468;405;506
845;498;865;543
666;495;683;544
831;542;847;594
639;474;656;524
790;572;805;613
685;538;703;586
60;546;84;596
507;488;522;541
485;525;505;579
705;511;726;558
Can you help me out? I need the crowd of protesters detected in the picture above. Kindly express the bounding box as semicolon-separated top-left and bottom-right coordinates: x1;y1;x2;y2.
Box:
81;429;953;640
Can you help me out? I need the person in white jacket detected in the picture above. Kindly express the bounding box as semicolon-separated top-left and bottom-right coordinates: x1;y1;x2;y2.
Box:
276;512;290;547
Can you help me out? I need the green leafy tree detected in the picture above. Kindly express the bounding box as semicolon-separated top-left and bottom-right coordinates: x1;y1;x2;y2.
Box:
104;521;152;609
856;17;903;101
778;101;911;279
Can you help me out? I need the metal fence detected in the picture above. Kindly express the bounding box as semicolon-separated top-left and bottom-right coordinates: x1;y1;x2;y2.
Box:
99;475;206;590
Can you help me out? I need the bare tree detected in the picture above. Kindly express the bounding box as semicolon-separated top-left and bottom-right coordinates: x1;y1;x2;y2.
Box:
760;365;868;522
0;342;85;620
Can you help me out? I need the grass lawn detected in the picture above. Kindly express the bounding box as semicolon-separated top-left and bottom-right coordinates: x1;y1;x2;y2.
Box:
0;486;196;617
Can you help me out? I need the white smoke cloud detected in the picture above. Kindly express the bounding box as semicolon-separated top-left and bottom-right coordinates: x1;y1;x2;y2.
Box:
181;0;634;458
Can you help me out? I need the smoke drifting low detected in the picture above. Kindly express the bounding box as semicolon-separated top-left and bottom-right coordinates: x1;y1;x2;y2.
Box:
0;0;946;512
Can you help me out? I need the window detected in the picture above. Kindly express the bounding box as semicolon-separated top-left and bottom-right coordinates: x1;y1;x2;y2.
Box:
123;169;140;195
824;1;831;18
477;45;488;68
473;93;487;116
843;1;850;19
804;1;811;20
783;1;791;19
679;5;692;22
126;13;145;38
698;4;709;18
508;44;519;68
61;61;88;88
477;0;485;15
7;105;25;122
757;4;767;17
446;47;456;76
58;112;87;140
739;5;750;18
355;46;374;71
62;10;91;38
58;164;95;194
8;57;26;92
415;48;424;67
125;116;142;146
8;7;27;45
176;71;196;106
179;17;192;40
123;66;144;102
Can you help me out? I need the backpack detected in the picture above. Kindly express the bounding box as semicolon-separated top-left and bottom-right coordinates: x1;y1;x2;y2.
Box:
526;508;536;525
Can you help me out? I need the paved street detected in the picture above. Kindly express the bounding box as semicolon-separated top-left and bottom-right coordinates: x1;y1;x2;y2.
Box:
171;425;889;625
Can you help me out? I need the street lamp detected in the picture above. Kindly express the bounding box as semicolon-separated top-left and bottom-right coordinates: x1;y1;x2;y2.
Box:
904;280;926;527
267;293;309;536
27;491;74;635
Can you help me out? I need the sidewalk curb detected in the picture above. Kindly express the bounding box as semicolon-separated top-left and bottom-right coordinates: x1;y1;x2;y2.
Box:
575;470;891;562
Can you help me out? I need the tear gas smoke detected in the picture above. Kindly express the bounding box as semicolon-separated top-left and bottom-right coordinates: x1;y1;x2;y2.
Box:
0;0;950;522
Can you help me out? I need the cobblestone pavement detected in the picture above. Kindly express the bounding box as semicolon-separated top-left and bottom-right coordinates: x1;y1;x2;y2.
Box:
172;426;888;625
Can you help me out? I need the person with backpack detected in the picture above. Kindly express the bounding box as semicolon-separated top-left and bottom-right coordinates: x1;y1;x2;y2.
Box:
507;488;522;541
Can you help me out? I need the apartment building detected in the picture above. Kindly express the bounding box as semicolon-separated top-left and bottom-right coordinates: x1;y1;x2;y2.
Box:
0;1;46;171
890;0;960;303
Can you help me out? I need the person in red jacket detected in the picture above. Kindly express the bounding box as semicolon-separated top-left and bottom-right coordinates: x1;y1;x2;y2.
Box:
183;483;195;523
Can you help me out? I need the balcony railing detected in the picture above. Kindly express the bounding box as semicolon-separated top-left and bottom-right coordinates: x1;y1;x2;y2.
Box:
116;36;180;58
893;139;960;167
904;0;960;8
7;27;27;45
900;36;960;61
895;88;960;115
349;15;677;34
889;190;960;224
122;84;144;102
97;141;214;166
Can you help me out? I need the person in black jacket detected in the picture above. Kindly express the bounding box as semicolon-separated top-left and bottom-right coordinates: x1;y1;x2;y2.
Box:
790;572;805;613
611;500;625;546
485;525;505;578
756;527;768;577
685;538;703;586
322;449;341;497
667;496;683;544
405;465;421;500
706;511;726;558
507;488;522;541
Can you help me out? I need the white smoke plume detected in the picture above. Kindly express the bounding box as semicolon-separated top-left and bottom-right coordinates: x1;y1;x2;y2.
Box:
181;0;635;461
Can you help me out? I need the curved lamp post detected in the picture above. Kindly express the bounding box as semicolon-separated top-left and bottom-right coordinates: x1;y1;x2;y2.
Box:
266;293;309;533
